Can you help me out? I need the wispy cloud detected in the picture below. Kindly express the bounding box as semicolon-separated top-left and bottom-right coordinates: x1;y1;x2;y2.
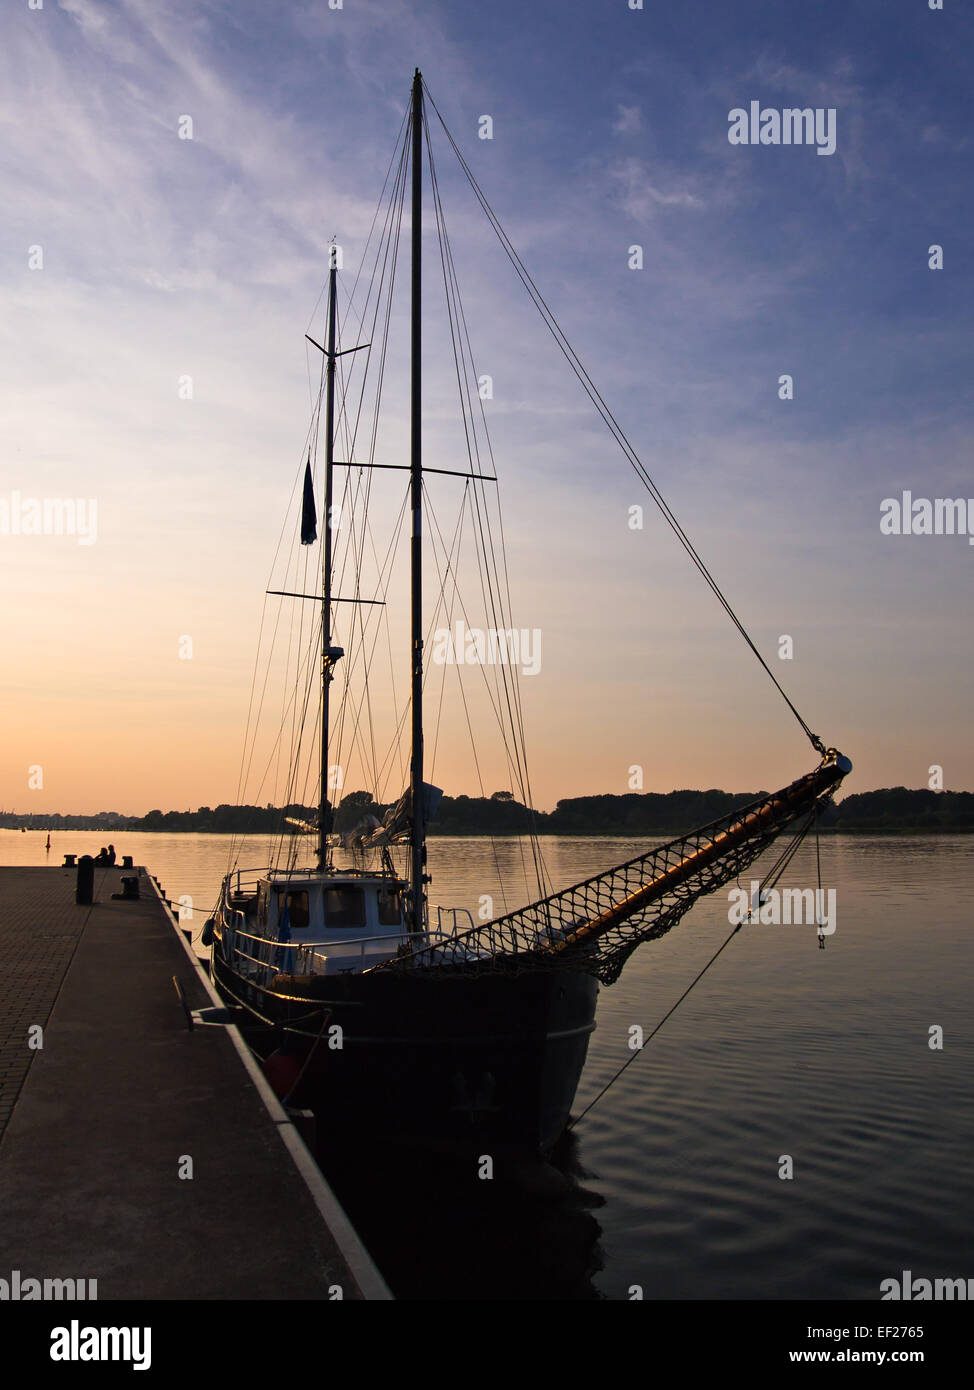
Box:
612;103;641;136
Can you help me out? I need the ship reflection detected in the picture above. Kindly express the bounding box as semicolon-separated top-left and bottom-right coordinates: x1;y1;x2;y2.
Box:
316;1127;606;1300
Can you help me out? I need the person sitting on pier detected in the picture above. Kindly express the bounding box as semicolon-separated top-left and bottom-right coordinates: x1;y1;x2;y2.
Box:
95;846;110;865
107;844;116;865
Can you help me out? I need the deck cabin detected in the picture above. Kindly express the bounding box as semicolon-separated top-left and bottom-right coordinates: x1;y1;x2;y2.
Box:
223;870;414;976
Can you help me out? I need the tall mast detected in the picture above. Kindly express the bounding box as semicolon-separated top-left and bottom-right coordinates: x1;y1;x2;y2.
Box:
409;70;425;932
319;245;339;867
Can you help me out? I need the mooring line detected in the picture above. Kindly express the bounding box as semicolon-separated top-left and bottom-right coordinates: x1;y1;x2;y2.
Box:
568;920;743;1130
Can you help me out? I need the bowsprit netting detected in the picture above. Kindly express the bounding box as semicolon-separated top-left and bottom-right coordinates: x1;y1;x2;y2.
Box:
374;749;851;984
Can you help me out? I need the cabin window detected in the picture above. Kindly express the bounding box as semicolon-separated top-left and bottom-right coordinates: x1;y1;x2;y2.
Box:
324;886;366;929
277;890;310;930
376;887;403;926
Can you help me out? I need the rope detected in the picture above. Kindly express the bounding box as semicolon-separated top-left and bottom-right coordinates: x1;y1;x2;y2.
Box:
569;806;823;1127
568;802;830;1125
422;79;825;759
569;919;744;1130
815;812;826;950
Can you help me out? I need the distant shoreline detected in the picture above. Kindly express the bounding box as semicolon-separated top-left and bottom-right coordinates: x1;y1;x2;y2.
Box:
3;786;972;837
6;827;966;837
1;827;970;839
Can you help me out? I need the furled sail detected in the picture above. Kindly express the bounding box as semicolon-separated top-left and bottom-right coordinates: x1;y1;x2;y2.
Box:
343;783;444;850
374;750;852;984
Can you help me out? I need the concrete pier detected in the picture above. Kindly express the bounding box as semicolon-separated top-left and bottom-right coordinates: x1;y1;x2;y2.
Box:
0;865;391;1300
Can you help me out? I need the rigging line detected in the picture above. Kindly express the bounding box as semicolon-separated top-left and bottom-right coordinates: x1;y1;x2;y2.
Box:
335;147;422;806
330;191;409;801
330;154;410;804
229;440;315;861
426;140;550;895
324;135;410;746
334;342;414;804
333;133;407;613
283;662;323;868
421;483;533;909
330;322;386;804
423;83;826;759
230;464;318;872
344;486;412;803
461;464;547;892
419;483;465;786
814;805;826;945
422;485;528;798
280;523;317;830
346;503;388;803
359;481;506;813
569;919;745;1130
230;132;410;870
305;102;410;342
750;808;816;906
280;620;320;832
353;458;409;801
241;616;319;829
426;159;537;815
333;485;411;805
457;326;551;891
424;486;537;834
347;129;411;490
424;488;515;910
333;104;411;339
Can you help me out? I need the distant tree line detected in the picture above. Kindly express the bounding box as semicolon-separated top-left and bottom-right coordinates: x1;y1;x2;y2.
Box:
5;786;973;835
820;788;974;832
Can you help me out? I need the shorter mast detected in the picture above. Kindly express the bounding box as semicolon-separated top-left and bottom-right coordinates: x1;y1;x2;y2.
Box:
408;69;425;932
319;245;339;868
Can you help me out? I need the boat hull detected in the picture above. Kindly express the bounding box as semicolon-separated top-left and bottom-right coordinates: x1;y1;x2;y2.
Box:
212;949;598;1152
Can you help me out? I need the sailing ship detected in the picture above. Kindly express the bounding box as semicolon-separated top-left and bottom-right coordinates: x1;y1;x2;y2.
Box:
207;72;851;1153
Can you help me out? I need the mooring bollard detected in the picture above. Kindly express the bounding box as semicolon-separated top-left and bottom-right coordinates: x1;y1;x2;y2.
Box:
121;854;134;869
63;854;77;868
76;855;94;906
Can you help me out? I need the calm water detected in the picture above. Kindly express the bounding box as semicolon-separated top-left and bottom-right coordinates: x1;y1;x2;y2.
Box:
5;828;973;1300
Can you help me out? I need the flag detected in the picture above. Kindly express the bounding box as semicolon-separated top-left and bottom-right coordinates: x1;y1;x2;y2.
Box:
301;458;317;544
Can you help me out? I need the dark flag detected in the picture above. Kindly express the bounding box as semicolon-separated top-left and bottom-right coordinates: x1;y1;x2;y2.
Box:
301;458;317;545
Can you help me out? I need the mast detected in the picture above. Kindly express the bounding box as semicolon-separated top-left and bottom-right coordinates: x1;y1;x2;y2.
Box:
409;69;425;931
319;245;339;867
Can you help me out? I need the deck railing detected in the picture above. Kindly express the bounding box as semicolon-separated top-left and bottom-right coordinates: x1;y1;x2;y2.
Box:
219;872;481;979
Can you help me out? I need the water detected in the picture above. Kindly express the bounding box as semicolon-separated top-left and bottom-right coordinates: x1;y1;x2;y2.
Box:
5;828;972;1299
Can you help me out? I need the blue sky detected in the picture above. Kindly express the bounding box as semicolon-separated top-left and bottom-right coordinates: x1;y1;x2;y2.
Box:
1;0;972;813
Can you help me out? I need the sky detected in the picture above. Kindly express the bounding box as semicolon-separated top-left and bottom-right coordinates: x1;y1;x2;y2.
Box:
1;0;972;816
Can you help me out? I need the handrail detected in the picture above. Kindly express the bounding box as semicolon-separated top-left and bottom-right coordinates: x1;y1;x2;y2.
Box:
436;906;476;936
228;926;442;951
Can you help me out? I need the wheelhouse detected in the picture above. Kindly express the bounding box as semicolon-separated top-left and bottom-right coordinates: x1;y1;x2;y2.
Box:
257;873;407;938
220;869;415;977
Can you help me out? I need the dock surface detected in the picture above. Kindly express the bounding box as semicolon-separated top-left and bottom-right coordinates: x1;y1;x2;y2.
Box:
0;865;390;1299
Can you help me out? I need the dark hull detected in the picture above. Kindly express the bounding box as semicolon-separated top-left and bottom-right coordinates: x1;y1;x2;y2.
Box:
212;949;599;1152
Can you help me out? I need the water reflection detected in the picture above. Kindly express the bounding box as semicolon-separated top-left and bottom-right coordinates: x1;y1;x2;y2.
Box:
317;1128;606;1300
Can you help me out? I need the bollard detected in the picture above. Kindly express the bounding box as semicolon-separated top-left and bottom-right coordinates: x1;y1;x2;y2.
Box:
122;855;134;869
63;854;77;868
76;855;94;906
